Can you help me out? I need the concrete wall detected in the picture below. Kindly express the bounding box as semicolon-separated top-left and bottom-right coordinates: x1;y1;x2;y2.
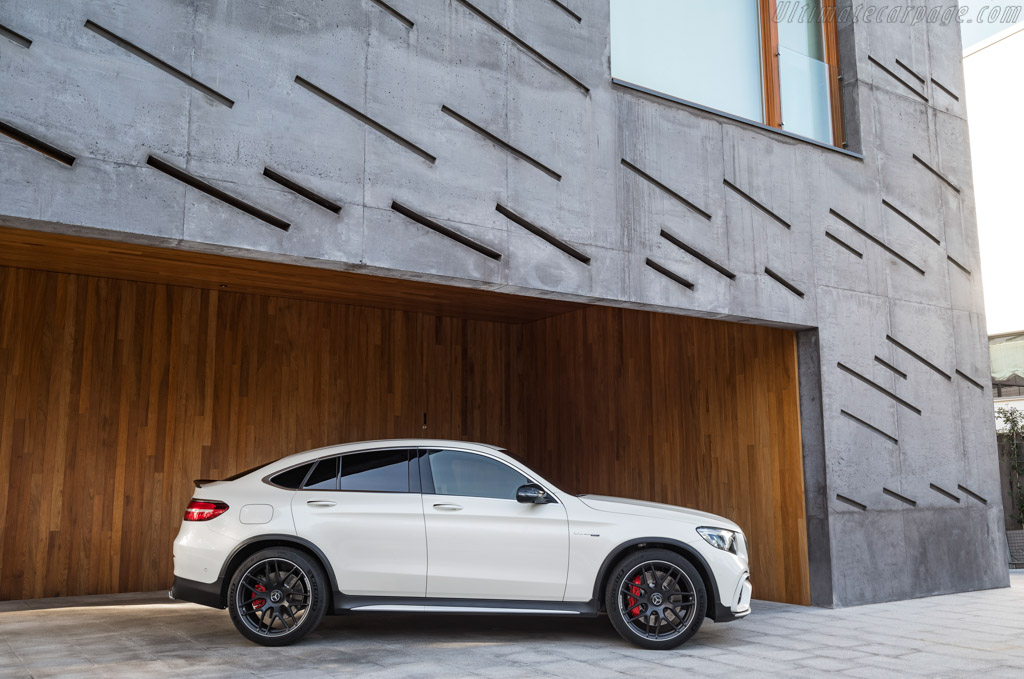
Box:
0;0;1008;605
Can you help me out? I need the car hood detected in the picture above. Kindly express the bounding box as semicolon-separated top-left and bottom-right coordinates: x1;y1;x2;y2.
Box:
577;495;742;532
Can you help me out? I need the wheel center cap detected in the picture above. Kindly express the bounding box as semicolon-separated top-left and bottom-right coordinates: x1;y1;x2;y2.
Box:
651;592;663;606
270;590;283;603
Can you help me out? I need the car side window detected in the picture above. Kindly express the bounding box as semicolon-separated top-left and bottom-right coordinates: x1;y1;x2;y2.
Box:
270;462;315;489
339;449;410;492
302;456;339;491
427;449;529;501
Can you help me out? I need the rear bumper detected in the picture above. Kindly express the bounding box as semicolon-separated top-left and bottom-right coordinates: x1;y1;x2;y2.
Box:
170;575;225;609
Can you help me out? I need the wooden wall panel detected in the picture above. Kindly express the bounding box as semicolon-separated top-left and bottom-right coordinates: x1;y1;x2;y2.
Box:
0;266;513;600
515;307;811;605
0;262;808;604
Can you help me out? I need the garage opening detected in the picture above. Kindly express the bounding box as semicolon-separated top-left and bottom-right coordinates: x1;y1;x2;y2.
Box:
0;227;810;605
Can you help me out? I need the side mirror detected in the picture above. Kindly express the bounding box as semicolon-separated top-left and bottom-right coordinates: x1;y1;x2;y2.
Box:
516;483;554;504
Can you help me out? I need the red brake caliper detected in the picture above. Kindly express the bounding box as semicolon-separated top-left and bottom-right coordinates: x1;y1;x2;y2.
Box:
628;575;643;617
251;583;267;610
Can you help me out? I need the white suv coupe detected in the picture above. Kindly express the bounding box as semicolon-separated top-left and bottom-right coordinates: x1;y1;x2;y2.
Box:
171;440;751;649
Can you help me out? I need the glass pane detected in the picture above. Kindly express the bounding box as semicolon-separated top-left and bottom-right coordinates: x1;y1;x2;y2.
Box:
779;46;833;144
339;450;410;492
777;0;834;144
271;462;314;489
777;0;826;61
428;450;529;501
303;457;339;491
610;0;764;123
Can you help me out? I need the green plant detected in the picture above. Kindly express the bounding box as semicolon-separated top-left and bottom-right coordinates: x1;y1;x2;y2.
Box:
997;406;1024;525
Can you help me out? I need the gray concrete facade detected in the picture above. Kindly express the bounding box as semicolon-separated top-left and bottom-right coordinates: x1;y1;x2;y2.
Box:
0;0;1008;606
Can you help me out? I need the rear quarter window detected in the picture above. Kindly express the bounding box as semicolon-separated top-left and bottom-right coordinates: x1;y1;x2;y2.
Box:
269;462;315;489
303;457;340;491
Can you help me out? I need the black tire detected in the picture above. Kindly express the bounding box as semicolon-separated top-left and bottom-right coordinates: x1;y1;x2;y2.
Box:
227;547;329;646
604;548;707;650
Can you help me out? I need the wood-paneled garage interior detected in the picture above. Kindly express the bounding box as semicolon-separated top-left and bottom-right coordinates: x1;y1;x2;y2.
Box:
515;308;810;605
0;228;809;604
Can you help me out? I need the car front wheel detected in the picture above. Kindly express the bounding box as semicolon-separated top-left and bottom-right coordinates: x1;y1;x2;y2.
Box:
227;547;328;646
604;548;707;650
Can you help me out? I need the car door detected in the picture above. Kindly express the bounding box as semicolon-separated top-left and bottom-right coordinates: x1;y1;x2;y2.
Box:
291;448;426;597
420;448;569;601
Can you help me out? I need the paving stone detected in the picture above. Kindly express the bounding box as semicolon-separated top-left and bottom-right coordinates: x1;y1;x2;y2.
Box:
846;643;913;657
976;666;1024;679
710;653;797;673
724;642;814;661
795;632;869;648
752;635;822;651
842;666;914;679
1;573;1023;676
852;654;947;676
797;656;863;671
473;664;546;679
896;650;1000;673
542;659;625;678
811;646;873;660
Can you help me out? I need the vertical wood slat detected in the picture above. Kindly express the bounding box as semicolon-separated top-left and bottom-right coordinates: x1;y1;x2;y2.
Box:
0;265;808;604
760;0;783;128
0;266;513;600
517;307;810;605
821;0;846;146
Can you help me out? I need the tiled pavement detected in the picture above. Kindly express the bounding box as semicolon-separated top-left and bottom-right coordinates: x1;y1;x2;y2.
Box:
1;572;1023;678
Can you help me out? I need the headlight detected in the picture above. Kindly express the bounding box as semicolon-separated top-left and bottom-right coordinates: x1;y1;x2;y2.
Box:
697;526;738;553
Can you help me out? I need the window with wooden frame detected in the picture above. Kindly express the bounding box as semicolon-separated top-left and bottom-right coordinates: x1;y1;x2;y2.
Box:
610;0;844;147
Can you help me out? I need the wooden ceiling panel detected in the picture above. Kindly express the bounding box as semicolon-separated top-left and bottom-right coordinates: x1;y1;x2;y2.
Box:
0;226;584;323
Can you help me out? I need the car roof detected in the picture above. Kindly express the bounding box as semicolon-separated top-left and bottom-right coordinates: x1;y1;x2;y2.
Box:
266;439;508;470
336;438;505;451
235;439;555;491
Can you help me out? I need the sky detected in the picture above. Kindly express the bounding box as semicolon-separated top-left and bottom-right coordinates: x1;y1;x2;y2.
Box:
959;3;1024;47
963;15;1024;335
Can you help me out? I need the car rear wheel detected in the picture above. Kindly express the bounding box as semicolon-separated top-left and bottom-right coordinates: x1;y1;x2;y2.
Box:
227;547;328;646
604;548;707;650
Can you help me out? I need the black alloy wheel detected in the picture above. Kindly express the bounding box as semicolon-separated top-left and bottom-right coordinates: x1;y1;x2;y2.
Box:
605;548;707;649
227;547;327;646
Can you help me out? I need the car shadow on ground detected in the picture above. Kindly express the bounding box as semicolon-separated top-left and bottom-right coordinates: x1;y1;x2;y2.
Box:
305;611;743;653
317;611;622;644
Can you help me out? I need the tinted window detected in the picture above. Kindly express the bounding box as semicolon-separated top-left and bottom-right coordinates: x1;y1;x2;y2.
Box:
428;450;529;500
303;457;339;491
340;450;409;492
270;462;314;489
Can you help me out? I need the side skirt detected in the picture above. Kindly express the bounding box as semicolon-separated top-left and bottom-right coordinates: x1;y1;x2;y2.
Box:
332;594;600;617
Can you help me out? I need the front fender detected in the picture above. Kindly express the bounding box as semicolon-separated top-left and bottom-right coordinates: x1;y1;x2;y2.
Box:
591;537;728;621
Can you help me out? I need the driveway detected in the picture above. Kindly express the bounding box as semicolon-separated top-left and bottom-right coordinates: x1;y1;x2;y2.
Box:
2;572;1023;678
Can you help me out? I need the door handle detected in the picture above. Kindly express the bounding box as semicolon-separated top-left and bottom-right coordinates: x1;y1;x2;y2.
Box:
433;503;463;511
306;500;337;508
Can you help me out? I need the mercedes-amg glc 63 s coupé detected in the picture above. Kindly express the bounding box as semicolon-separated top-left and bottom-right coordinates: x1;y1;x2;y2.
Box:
171;440;751;649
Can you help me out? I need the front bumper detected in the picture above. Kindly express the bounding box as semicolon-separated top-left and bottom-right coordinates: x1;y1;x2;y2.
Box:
712;574;752;622
170;575;225;609
732;575;753;617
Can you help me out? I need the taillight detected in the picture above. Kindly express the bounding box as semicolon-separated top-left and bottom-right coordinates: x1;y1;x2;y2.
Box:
184;500;229;521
